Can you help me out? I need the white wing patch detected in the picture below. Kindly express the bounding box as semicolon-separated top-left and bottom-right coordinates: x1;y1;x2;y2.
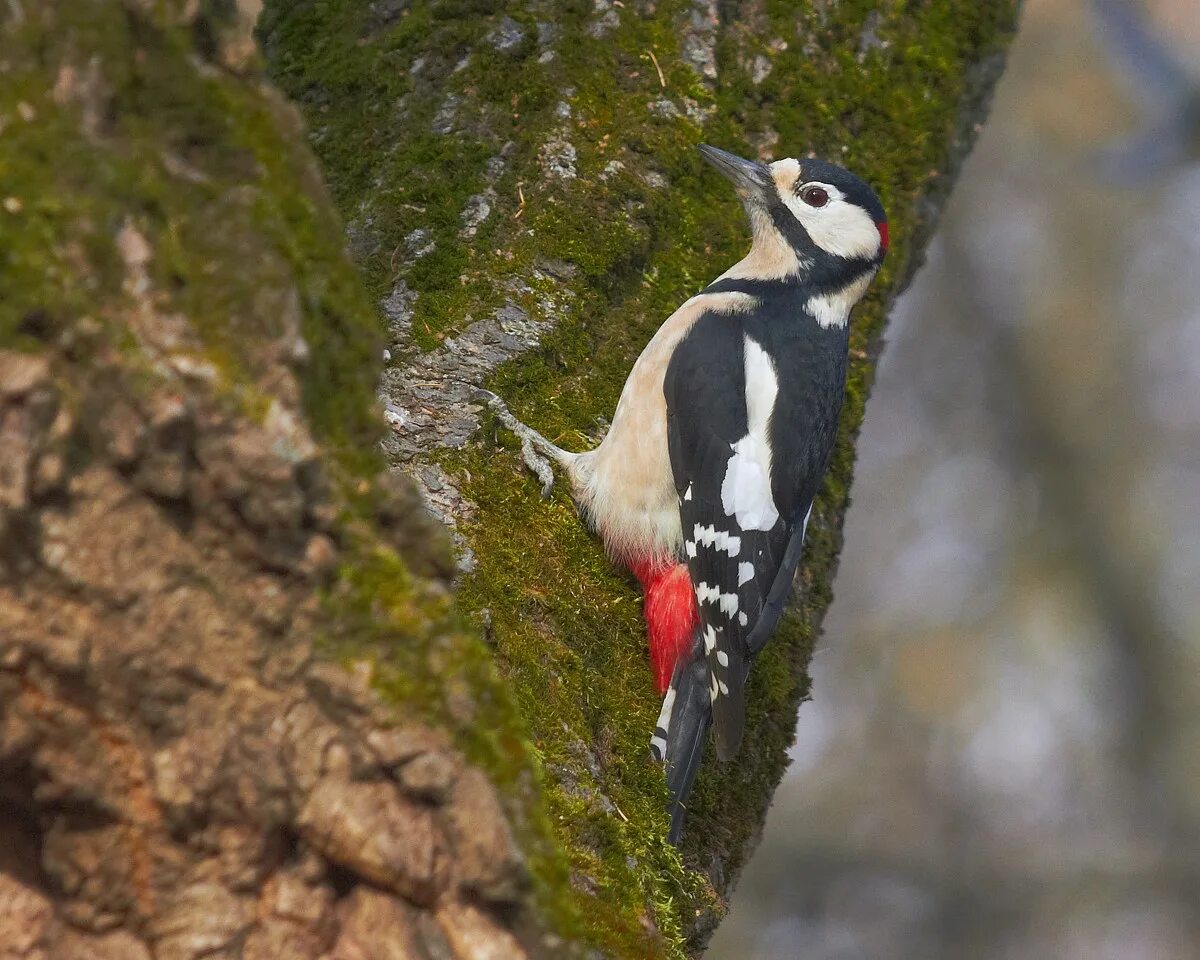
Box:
721;337;780;531
721;437;777;530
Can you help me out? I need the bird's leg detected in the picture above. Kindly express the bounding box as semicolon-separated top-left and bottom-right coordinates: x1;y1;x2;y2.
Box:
475;389;577;498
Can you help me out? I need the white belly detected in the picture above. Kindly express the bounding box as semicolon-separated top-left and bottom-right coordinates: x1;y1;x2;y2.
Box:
572;291;757;563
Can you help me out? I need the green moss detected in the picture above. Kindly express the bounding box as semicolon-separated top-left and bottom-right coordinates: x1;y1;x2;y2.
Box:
262;0;1018;954
0;3;383;480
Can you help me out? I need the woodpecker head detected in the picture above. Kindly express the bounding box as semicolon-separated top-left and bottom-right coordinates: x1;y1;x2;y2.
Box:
699;144;888;282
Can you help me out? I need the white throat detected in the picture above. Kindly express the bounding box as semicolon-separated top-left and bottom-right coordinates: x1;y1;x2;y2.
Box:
718;208;806;282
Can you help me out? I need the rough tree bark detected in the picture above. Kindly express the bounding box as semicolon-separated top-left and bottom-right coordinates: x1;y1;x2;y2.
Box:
0;1;1016;958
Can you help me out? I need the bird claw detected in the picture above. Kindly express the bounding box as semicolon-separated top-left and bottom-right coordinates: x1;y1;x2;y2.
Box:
520;436;556;498
475;388;559;497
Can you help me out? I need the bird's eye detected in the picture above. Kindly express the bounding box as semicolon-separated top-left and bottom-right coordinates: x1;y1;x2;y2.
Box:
800;185;829;208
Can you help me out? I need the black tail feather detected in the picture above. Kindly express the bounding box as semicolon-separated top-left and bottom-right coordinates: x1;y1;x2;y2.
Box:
661;642;712;845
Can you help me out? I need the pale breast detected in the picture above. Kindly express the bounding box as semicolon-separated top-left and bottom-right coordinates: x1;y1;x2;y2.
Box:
577;291;758;563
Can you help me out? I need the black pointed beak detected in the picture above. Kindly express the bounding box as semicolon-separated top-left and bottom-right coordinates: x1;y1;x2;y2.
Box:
698;144;772;199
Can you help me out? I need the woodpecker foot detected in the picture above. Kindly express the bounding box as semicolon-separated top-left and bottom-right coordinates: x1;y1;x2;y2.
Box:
475;389;566;498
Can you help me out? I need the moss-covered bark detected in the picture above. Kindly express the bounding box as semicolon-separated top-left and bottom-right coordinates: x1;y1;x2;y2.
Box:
1;2;549;957
259;0;1020;956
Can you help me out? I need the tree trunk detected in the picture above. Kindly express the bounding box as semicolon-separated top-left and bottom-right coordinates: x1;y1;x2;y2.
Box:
0;1;1016;958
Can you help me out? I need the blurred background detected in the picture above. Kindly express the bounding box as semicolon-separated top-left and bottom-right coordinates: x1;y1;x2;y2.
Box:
709;0;1200;957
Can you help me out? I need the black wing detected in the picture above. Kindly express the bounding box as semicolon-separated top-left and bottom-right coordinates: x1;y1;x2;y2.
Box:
664;314;811;760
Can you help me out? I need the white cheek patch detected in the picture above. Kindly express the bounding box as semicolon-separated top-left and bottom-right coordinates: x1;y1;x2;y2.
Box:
782;188;878;259
769;160;881;261
784;188;880;260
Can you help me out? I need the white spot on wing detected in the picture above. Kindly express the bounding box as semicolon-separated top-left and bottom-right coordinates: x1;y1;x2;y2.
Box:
685;540;696;558
738;612;748;626
693;523;741;556
738;562;755;586
716;650;729;667
703;625;717;653
696;583;739;617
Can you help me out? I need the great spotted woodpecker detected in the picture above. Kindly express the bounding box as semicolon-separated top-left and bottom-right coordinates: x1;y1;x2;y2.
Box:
481;144;887;842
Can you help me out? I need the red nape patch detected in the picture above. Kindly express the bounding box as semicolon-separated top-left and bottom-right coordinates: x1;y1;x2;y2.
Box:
629;558;699;694
877;221;890;253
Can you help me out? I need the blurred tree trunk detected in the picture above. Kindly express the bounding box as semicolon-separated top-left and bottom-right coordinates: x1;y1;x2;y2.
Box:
0;1;1016;959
